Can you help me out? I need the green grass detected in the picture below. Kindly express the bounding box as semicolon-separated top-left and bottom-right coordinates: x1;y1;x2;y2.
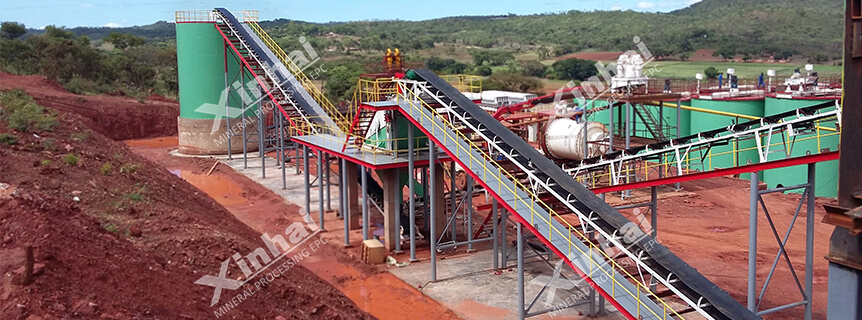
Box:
100;162;113;175
0;133;18;146
63;153;78;166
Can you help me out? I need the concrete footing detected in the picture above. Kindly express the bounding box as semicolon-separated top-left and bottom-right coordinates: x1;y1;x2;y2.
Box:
177;117;260;155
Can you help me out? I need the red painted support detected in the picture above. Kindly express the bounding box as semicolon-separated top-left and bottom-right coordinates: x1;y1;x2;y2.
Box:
591;151;839;194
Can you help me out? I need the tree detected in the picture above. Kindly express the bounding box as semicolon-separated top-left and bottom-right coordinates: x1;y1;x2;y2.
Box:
469;49;514;66
104;32;145;50
324;66;360;103
713;46;736;60
519;60;546;78
704;66;718;79
473;65;492;76
483;72;541;93
1;22;27;40
550;58;597;81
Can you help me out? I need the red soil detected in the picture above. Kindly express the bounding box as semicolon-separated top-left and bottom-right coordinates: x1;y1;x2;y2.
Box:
0;78;373;319
0;72;178;141
127;139;463;320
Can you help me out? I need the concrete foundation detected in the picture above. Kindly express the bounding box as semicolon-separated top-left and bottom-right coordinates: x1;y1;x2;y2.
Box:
431;163;448;238
177;117;260;155
345;163;362;230
380;168;400;252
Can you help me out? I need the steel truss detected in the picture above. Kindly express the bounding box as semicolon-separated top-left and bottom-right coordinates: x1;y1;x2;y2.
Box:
747;166;816;319
398;78;724;319
565;101;841;190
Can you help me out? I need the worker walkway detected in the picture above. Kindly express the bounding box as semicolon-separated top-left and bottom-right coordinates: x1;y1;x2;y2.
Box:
392;69;759;320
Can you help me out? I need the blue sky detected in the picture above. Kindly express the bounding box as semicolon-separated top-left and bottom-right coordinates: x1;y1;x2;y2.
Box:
0;0;701;29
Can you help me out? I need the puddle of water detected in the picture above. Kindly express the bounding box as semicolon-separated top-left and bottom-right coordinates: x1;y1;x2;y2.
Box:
124;136;178;148
303;255;453;320
451;299;510;320
172;169;248;207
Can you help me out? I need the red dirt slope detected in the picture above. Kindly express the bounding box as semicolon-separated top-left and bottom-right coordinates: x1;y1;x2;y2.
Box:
0;72;178;140
0;89;373;319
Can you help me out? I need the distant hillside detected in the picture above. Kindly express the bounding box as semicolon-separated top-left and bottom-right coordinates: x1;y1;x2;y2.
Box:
45;0;843;59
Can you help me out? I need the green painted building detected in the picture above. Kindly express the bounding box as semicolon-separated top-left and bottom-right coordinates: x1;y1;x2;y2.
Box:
689;97;765;180
761;96;840;198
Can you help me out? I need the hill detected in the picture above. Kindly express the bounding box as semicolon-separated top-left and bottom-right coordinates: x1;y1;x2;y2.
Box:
45;0;843;60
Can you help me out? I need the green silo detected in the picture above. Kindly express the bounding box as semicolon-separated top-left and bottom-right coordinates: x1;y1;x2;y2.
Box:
175;12;260;155
762;96;840;197
689;97;764;180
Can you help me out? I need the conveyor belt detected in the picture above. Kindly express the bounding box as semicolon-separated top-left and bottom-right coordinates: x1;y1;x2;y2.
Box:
214;8;341;133
407;68;760;320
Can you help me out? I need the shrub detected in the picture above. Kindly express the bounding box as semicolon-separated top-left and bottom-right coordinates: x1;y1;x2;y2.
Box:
100;162;113;175
70;131;90;142
63;153;78;166
0;89;57;132
41;138;56;151
40;159;51;166
102;222;119;233
120;163;141;174
0;133;18;145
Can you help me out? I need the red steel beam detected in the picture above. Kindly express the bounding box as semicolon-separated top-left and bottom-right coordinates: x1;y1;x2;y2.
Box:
591;151;839;194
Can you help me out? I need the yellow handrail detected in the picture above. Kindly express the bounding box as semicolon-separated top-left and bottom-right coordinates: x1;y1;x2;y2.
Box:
398;87;683;319
245;21;351;132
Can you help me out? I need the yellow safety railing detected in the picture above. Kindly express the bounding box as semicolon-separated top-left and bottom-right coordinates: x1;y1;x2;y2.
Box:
176;10;258;23
290;119;430;157
353;78;399;107
398;86;684;320
175;10;216;22
245;21;351;132
441;74;482;93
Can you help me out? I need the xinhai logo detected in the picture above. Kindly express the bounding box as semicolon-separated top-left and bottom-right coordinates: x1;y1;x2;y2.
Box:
195;222;320;307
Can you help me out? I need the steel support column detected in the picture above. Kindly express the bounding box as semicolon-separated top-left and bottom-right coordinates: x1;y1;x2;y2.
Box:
804;164;815;320
341;158;350;246
517;222;525;320
492;199;499;269
429;141;438;281
317;150;325;231
466;175;474;252
408;123;417;261
748;171;758;311
361;165;369;240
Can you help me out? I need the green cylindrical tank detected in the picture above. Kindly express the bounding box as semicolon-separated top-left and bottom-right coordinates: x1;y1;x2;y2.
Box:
176;20;260;154
762;96;839;198
689;97;764;180
177;22;231;119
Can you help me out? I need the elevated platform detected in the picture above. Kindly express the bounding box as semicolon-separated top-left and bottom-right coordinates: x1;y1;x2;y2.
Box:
292;133;452;169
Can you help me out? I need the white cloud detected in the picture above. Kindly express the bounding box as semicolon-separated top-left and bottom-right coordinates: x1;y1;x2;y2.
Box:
636;2;655;9
104;22;122;28
610;3;623;10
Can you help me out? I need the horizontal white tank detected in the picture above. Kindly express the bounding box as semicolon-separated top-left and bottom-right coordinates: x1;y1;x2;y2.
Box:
543;119;609;161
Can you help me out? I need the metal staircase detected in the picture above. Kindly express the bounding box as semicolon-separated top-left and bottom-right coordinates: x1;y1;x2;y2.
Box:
394;69;760;320
212;8;342;136
632;103;667;141
344;107;377;151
